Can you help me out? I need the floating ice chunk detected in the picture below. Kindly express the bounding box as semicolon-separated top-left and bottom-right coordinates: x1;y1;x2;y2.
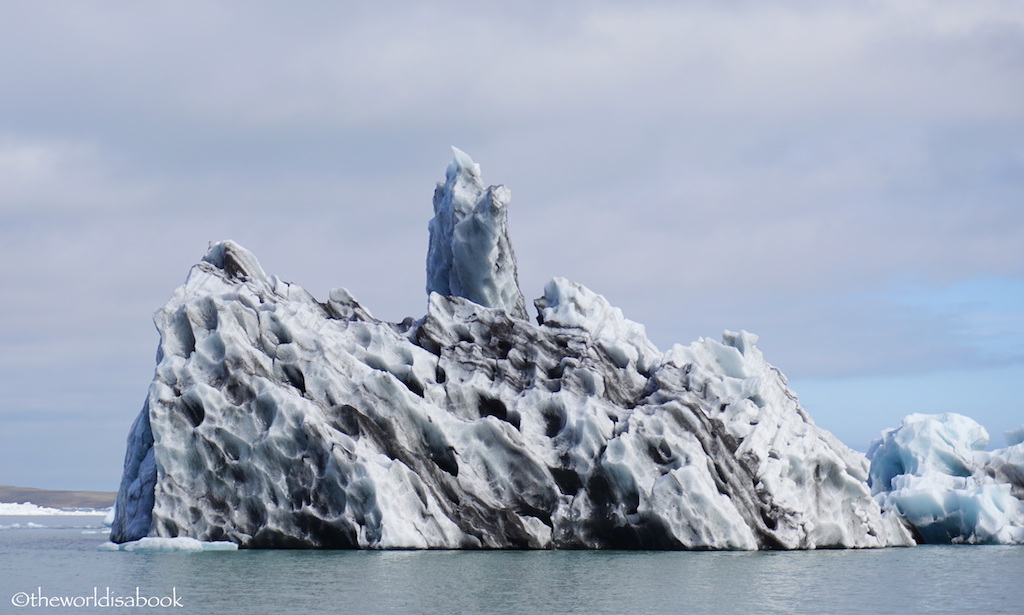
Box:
869;413;1024;544
879;478;1024;544
99;537;238;552
0;522;47;530
1005;426;1024;447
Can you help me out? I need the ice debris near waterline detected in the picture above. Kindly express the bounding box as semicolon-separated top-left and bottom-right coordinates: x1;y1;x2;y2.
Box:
99;537;238;552
112;149;929;549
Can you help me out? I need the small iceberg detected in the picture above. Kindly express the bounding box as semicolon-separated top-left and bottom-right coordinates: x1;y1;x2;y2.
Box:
99;536;238;552
868;413;1024;544
0;522;46;530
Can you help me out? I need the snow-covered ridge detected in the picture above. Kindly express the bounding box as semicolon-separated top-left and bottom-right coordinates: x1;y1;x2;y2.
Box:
111;149;917;550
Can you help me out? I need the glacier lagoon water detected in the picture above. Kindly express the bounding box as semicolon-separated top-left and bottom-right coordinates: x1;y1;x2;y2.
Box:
3;516;1023;615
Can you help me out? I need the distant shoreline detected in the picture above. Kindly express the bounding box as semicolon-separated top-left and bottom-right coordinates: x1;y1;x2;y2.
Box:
0;484;116;509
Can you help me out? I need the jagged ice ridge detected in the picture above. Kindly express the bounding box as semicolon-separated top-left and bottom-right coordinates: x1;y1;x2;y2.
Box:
116;148;999;550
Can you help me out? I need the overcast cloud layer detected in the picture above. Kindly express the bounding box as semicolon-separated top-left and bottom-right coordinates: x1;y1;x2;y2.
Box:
1;1;1022;490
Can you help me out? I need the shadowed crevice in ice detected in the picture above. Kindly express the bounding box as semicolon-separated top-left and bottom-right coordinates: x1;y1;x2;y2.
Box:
109;407;155;543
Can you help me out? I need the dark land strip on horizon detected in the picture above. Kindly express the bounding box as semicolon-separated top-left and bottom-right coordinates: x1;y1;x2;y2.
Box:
0;484;116;509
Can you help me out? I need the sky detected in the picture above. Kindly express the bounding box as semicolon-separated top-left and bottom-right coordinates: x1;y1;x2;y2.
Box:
1;1;1022;491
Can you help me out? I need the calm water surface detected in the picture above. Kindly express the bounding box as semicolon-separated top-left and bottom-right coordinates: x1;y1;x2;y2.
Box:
2;515;1022;614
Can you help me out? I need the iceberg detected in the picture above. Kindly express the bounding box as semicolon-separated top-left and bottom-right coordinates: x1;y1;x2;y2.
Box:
868;413;1024;544
111;149;912;550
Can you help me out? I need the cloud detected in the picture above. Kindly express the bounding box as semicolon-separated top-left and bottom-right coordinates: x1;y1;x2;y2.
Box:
5;3;1022;131
0;0;1022;487
0;137;154;213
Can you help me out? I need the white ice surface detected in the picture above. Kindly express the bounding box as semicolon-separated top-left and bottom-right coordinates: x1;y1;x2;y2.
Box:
536;277;661;374
98;537;238;552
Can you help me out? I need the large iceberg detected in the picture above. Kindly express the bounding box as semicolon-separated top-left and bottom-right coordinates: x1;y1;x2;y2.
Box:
111;149;912;549
868;413;1024;544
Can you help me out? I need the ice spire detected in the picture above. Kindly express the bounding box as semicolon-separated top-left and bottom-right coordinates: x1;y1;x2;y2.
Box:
426;147;528;319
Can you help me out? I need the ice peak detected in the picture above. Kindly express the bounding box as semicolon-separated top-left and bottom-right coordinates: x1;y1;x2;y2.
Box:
427;149;527;319
447;146;481;180
535;277;661;372
201;240;270;285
